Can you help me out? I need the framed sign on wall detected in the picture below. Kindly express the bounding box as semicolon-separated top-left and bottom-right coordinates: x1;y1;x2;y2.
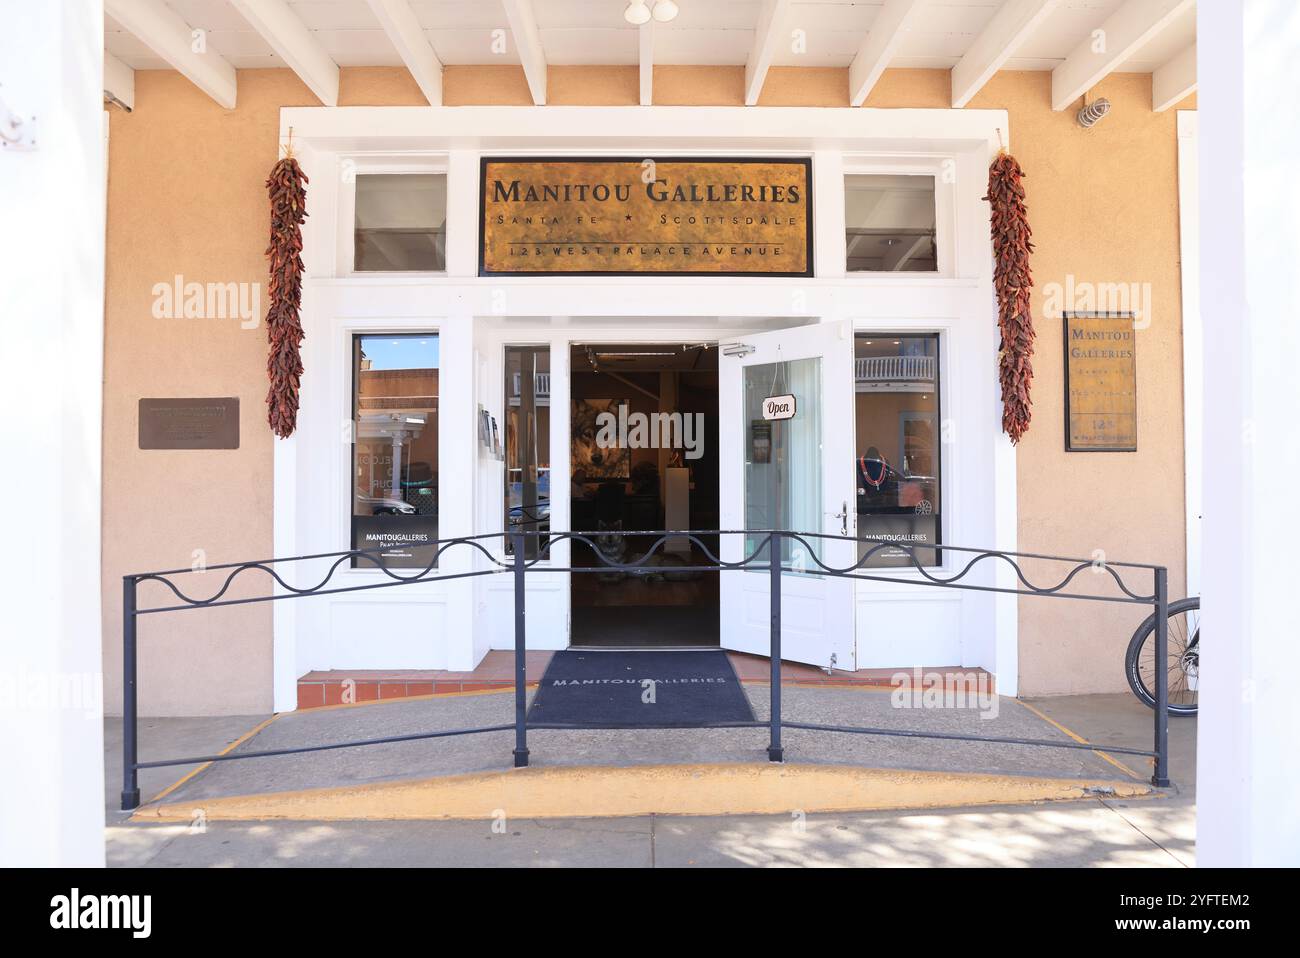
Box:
479;156;813;277
1063;312;1138;452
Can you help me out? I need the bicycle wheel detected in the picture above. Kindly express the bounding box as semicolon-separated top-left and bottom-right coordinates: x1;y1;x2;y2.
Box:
1125;597;1200;716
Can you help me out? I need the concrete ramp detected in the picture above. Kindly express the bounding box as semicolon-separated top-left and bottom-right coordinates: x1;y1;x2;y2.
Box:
135;686;1154;820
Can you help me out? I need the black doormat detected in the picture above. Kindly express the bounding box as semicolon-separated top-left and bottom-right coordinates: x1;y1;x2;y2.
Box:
526;649;756;729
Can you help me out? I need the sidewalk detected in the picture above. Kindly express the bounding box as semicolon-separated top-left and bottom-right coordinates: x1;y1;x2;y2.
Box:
104;692;1196;867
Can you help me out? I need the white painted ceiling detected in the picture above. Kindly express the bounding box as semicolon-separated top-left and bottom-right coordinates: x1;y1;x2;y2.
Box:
105;0;1197;74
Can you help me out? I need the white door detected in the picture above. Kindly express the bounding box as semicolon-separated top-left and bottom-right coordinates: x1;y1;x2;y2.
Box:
719;320;856;670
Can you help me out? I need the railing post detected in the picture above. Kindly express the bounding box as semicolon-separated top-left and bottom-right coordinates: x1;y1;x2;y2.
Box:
1151;566;1170;787
512;531;530;768
120;576;140;810
768;531;783;762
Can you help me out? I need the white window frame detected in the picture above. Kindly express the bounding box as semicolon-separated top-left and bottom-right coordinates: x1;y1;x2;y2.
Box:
841;154;958;279
339;154;450;277
339;322;445;579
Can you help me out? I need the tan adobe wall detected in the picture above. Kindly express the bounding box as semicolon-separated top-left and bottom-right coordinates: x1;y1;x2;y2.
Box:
103;66;1191;713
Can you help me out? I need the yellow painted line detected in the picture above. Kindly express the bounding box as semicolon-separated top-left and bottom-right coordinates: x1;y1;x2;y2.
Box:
1016;699;1146;782
143;714;282;806
133;763;1156;822
137;686;530;810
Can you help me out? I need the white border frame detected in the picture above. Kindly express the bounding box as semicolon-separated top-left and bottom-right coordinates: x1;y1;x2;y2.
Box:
271;105;1018;711
340;154;449;276
1177;110;1202;599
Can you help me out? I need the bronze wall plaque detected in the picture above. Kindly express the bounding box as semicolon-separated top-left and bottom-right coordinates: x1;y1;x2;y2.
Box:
139;398;240;450
479;157;813;276
1064;314;1137;451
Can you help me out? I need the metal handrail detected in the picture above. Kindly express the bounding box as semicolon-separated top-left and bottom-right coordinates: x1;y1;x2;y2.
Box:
119;529;1172;810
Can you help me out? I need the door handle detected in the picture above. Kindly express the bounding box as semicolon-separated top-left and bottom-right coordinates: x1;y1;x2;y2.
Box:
832;501;848;537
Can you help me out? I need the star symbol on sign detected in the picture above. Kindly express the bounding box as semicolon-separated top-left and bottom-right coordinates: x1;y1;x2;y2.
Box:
625;214;633;221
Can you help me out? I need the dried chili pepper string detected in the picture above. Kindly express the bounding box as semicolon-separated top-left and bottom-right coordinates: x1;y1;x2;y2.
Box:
264;154;309;438
984;151;1035;445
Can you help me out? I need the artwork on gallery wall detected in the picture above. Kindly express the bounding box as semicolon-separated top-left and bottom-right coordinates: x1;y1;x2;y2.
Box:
571;398;631;479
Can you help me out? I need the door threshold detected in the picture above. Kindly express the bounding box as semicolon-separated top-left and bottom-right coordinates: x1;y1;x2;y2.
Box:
566;645;722;652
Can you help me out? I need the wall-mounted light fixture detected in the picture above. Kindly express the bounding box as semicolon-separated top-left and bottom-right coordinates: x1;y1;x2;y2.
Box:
1076;96;1111;129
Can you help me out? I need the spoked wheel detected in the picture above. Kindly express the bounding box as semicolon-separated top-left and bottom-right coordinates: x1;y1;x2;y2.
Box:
1125;597;1200;716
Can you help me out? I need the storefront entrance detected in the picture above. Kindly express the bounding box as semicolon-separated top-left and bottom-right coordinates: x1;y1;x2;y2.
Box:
568;343;720;647
272;110;1016;708
557;322;860;671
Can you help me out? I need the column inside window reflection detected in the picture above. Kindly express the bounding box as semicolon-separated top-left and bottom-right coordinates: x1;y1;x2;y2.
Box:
505;346;551;559
351;334;440;569
854;334;942;567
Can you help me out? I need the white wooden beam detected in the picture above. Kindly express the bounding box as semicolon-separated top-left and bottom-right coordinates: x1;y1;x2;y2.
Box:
639;21;654;106
366;0;443;106
501;0;547;105
744;0;791;106
104;0;238;109
103;51;135;111
849;0;925;107
951;0;1060;108
229;0;338;106
1051;0;1194;111
1153;41;1196;112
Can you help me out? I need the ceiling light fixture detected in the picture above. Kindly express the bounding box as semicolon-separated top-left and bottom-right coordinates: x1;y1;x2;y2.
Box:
653;0;680;23
624;1;651;25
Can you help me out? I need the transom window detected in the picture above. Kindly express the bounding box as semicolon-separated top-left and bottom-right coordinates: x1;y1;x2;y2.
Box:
353;173;447;272
844;174;937;273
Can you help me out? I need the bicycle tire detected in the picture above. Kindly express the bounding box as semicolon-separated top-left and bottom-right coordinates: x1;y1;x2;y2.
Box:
1125;596;1200;716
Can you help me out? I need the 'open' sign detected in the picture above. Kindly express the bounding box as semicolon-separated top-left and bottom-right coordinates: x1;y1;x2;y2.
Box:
762;394;797;421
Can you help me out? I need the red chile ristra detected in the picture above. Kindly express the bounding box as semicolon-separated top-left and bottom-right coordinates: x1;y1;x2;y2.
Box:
264;155;309;439
985;151;1035;445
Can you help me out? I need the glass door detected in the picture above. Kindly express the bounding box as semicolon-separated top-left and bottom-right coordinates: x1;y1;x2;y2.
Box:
719;321;856;670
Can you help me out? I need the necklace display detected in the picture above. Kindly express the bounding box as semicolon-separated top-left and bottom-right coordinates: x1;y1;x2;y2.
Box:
860;456;889;488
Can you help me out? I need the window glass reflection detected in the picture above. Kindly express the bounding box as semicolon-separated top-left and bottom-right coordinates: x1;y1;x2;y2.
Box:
744;357;822;568
844;174;937;272
855;334;941;567
351;334;439;568
505;346;551;558
354;173;447;272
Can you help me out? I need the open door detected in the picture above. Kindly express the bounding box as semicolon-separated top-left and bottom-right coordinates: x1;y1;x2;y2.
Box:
719;320;856;670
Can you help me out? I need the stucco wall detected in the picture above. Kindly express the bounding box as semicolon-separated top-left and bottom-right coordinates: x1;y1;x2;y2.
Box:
103;66;1191;714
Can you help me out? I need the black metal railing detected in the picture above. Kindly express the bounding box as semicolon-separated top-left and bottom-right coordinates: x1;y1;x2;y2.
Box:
119;530;1172;810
